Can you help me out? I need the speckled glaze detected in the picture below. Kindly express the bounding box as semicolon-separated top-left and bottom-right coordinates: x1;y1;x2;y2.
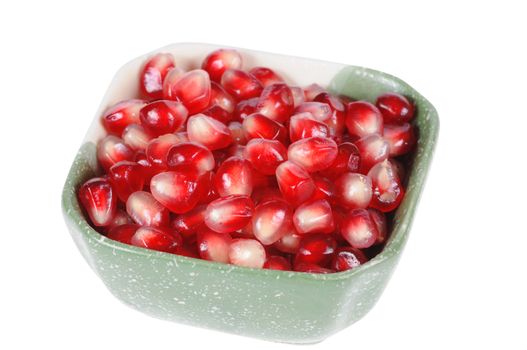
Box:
61;43;438;344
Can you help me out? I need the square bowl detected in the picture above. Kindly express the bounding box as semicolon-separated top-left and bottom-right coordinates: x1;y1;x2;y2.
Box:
61;43;438;344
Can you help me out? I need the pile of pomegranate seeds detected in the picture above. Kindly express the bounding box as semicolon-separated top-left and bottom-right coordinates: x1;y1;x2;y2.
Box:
79;48;416;273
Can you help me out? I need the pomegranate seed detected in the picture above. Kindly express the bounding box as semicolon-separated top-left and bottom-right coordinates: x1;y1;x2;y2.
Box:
210;81;236;113
290;86;305;107
126;191;169;227
319;142;361;179
294;234;336;265
171;205;206;241
314;92;346;139
355;134;390;173
201;49;242;82
101;99;146;135
252;199;293;245
294;262;334;274
106;208;133;230
390;158;406;181
134;150;156;183
227;122;247;145
368;160;405;212
289;112;329;142
122;124;152;151
345;101;383;138
166;142;215;174
150;169;205;214
140;53;175;99
263;255;291;271
340;209;379;249
227;144;246;159
139;100;188;136
131;226;182;253
198;170;219;204
145;134;180;170
197;227;232;263
221;69;263;101
331;246;367;272
108;161;145;202
163;69;211;114
376;92;415;124
274;231;302;254
214;156;253;196
187;114;233;151
303;84;326;101
383;123;416;156
244;138;287;175
295;102;332;122
162;66;185;96
78;177;117;227
287;137;338;172
202;104;233;124
256;83;294;123
106;224;138;244
242;113;287;143
234;222;255;239
97;135;134;171
310;175;334;201
293;199;335;235
249;67;285;87
229;239;266;268
368;208;388;245
233;97;259;121
334;173;372;209
276;161;315;205
204;195;254;233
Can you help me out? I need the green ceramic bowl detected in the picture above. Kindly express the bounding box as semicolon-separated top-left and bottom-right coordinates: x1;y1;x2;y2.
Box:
61;43;438;344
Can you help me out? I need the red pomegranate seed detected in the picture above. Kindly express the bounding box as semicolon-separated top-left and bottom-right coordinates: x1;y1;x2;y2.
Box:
134;150;156;183
198;170;219;204
79;177;117;227
383;123;416;156
256;83;294;123
334;173;372;209
234;221;255;239
108;161;145;202
171;205;206;241
276;161;315;205
130;226;182;253
295;102;332;122
227;144;246;159
233;97;259;121
145;134;180;170
368;208;388;244
122;124;152;151
201;49;242;82
210;81;236;113
204;195;254;233
187;114;233;151
101;99;146;135
294;234;336;265
252;199;293;245
287;137;338;173
97;135;134;171
376;92;415;124
214;156;253;197
140;53;175;99
293;199;334;235
162;66;185;95
126;191;169;227
229;238;266;268
227;122;247;145
163;69;211;114
289;112;329;142
368;160;405;212
274;230;302;254
263;255;291;271
139;100;188;136
294;262;334;274
355;134;390;173
197;227;232;263
166;142;215;174
310;175;334;201
221;69;263;101
319;142;361;179
249;67;285;87
290;86;305;107
106;224;138;244
314;92;346;139
150;169;205;214
390;158;406;181
244;138;287;175
331;246;367;272
340;209;379;249
242;113;287;143
106;208;133;230
345;101;383;138
303;84;326;101
202;104;233;124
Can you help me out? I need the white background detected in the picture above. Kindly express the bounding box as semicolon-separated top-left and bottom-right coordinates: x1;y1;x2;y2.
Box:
1;1;526;349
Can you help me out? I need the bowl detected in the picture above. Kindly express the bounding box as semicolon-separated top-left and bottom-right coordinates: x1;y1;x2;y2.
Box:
61;43;439;344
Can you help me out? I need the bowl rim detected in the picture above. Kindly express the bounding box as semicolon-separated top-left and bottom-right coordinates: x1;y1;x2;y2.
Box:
62;42;439;282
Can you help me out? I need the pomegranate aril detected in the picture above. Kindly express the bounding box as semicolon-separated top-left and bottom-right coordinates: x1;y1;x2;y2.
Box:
139;100;188;136
244;138;287;175
210;81;236;113
290;86;305;107
228;122;247;145
295;102;332;122
78;177;117;227
340;209;379;249
264;255;291;271
242;113;287;143
293;199;334;235
368;208;388;245
229;238;266;268
345;101;384;138
303;84;326;101
334;173;372;209
198;170;219;204
163;69;211;114
145;134;180;170
294;234;336;266
252;199;293;245
294;262;334;274
314;92;346;139
97;135;134;172
202;104;233;125
289;112;329;142
131;226;182;253
140;53;175;99
249;67;285;87
201;49;242;83
101;99;146;135
162;66;185;96
274;231;302;254
134;150;156;184
126;191;169;227
331;246;367;272
310;175;334;201
368;160;405;212
197;227;232;263
214;156;253;197
166;142;215;174
106;224;138;244
355;134;390;173
276;161;315;205
171;205;206;241
108;161;145;202
319;142;361;179
204;195;254;233
221;69;263;101
376;92;415;124
383;123;416;156
187;114;233;151
256;83;294;123
287;137;338;173
105;208;133;230
233;97;259;121
122;124;152;151
150;169;205;214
